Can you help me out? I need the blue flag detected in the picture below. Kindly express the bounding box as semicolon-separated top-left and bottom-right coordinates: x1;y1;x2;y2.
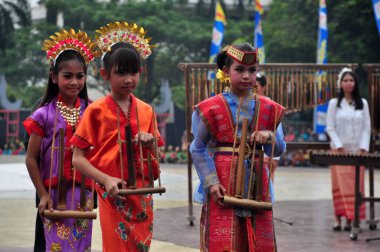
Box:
254;0;265;63
317;0;328;64
209;1;227;63
373;0;380;36
314;0;328;134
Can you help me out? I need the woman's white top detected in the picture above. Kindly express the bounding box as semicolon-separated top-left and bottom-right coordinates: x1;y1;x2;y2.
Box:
326;97;371;153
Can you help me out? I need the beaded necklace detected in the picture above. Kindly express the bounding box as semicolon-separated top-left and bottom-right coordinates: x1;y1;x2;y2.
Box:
56;101;81;127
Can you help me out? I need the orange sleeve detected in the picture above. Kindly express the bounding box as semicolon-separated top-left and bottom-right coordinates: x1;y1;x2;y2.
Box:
70;103;99;149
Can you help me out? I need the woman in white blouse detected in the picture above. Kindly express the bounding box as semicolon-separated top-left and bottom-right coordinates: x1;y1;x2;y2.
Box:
326;68;371;232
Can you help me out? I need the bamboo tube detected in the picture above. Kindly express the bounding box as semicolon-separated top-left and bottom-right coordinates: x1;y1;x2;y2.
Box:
119;187;166;196
248;95;261;199
80;176;85;210
152;109;164;191
235;118;249;198
48;106;59;204
57;128;66;210
228;98;243;195
135;105;145;186
222;196;272;210
125;125;136;189
44;210;97;219
147;154;154;187
116;108;124;181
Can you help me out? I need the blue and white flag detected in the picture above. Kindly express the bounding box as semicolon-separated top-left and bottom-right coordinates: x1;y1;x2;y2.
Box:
317;0;328;65
209;1;227;63
314;0;328;134
254;0;265;63
373;0;380;36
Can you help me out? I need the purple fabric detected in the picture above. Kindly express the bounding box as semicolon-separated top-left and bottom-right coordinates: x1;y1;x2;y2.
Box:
28;98;86;182
44;186;93;251
27;98;92;251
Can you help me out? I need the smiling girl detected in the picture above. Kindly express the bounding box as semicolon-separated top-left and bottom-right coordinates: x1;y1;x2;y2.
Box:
23;29;97;251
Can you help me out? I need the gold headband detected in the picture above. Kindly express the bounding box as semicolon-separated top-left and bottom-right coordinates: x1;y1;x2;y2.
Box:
95;21;155;60
226;46;258;65
42;29;99;65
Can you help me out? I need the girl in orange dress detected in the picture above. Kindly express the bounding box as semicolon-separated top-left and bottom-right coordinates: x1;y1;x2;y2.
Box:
71;21;163;251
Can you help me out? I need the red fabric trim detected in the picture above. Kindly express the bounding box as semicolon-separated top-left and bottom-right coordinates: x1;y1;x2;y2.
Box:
71;133;91;149
23;118;44;137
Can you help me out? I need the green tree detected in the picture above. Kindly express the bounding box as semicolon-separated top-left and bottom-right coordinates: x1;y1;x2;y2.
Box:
328;0;380;63
264;0;319;63
0;0;31;51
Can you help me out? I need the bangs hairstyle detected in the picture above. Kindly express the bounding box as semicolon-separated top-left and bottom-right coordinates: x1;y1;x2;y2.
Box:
103;43;141;75
216;42;256;70
38;50;88;109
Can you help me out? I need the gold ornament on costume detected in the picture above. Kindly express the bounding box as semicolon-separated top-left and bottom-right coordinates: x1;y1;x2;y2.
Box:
95;21;155;59
42;29;100;65
56;101;81;127
216;69;231;92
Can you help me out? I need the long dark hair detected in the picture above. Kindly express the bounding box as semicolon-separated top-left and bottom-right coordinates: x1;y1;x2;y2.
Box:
216;42;256;70
336;71;363;110
38;50;89;108
102;42;141;75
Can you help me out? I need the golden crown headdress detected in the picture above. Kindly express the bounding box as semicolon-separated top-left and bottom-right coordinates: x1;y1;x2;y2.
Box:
42;29;99;65
95;21;154;60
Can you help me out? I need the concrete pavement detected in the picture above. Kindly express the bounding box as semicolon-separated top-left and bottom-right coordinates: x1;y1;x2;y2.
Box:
1;155;380;251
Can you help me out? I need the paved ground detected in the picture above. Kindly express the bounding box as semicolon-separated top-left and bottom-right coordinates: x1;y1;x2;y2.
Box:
1;155;380;251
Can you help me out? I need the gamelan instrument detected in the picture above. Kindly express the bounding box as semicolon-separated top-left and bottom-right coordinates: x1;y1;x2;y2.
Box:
116;106;166;196
310;151;380;167
44;111;96;219
310;151;380;240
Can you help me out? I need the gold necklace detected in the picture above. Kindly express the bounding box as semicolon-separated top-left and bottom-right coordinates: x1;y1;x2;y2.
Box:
56;101;81;127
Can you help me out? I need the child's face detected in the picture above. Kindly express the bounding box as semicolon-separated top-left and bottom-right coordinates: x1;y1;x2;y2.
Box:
224;60;257;95
52;59;86;100
108;67;140;98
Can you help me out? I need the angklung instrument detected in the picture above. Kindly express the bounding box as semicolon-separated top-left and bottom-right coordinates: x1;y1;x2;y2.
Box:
116;106;166;196
221;91;279;211
44;111;96;219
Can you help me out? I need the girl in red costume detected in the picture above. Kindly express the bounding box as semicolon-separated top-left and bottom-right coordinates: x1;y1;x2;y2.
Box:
190;42;286;251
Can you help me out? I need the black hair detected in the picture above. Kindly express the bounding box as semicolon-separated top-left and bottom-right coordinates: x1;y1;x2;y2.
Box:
102;42;141;75
38;50;89;108
216;42;256;70
256;73;267;87
336;71;363;110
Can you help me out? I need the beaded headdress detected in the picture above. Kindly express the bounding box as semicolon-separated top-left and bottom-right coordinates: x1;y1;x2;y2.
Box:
95;21;154;60
337;67;353;89
42;29;99;66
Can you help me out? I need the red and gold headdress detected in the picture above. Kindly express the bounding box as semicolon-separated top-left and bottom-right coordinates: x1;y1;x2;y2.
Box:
225;45;258;65
42;29;99;66
95;21;154;60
